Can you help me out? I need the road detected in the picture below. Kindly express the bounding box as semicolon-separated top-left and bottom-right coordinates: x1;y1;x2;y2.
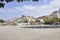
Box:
0;26;60;40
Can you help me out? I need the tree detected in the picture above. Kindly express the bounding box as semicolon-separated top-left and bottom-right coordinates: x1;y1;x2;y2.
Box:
36;20;40;22
58;18;60;22
5;0;14;3
52;17;59;23
44;18;50;24
24;20;28;23
35;20;40;24
21;15;25;17
33;0;38;1
0;0;39;8
44;17;59;24
0;19;5;23
0;3;5;8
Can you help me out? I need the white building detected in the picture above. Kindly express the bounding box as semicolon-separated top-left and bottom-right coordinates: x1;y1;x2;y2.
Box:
40;19;44;23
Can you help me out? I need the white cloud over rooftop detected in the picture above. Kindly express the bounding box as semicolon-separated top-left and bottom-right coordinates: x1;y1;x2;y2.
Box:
0;0;60;19
15;0;60;17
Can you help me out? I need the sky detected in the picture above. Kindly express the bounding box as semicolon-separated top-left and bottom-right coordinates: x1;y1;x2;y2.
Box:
0;0;60;20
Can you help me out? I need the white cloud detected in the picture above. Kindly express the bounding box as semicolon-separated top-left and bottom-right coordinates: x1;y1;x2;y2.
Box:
7;9;17;13
15;0;60;17
0;8;17;13
0;8;5;12
0;0;60;18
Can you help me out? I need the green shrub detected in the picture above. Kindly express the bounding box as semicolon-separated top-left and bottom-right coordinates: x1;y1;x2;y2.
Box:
0;19;5;23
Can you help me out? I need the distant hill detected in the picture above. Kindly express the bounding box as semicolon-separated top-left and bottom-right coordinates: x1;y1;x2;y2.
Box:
50;9;60;19
37;8;60;20
6;8;60;25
